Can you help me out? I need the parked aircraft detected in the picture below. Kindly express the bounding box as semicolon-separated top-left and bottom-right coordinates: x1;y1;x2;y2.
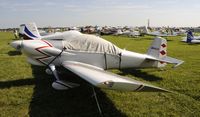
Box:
175;29;187;36
184;30;200;43
10;23;183;92
114;29;140;37
141;26;177;37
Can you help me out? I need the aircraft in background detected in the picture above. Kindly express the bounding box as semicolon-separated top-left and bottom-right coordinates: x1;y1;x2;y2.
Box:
175;29;187;36
141;26;177;37
114;29;140;37
11;23;183;92
183;30;200;43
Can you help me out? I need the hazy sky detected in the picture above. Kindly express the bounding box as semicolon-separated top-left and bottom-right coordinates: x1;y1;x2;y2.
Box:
1;0;200;28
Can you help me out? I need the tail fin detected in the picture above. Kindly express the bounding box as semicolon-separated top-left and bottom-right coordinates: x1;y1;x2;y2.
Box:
186;30;194;43
147;37;167;67
147;37;184;68
141;26;149;34
19;23;41;40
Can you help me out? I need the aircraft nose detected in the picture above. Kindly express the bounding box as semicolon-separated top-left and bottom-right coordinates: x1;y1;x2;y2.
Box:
10;40;23;50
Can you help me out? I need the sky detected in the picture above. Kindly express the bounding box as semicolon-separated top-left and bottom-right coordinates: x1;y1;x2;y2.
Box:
1;0;200;28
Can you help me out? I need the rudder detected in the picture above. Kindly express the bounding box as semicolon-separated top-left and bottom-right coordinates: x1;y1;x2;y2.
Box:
186;30;193;43
147;37;167;67
19;22;41;40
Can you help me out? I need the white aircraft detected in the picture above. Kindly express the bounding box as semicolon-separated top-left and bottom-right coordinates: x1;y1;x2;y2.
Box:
181;30;200;43
10;23;184;92
114;29;140;37
18;23;82;40
176;29;187;36
141;26;177;37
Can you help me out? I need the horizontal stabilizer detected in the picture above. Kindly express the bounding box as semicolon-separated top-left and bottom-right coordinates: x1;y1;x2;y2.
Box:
162;56;184;68
146;56;184;68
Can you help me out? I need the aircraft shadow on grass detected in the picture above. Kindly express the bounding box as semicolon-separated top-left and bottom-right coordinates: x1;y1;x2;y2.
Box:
28;66;127;117
179;42;200;46
0;66;127;116
7;50;22;56
0;65;163;116
0;63;163;116
0;78;35;89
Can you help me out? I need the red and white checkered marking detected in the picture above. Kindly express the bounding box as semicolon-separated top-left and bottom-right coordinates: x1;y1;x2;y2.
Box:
160;50;166;55
161;44;166;48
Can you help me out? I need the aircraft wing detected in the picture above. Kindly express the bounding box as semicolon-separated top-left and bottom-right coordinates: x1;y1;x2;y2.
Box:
62;61;169;92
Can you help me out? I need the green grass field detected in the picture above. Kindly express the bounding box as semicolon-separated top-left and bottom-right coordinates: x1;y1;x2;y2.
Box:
0;32;199;117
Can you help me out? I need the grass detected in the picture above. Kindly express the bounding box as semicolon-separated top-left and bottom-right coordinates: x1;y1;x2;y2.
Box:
0;32;199;117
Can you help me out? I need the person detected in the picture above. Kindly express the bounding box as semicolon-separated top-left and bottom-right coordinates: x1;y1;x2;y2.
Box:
14;30;18;39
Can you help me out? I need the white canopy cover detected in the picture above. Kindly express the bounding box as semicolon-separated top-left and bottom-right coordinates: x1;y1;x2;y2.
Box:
63;32;121;55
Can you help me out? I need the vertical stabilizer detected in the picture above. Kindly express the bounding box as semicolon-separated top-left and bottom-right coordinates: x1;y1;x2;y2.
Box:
19;23;41;40
186;30;194;43
147;37;167;67
141;26;150;35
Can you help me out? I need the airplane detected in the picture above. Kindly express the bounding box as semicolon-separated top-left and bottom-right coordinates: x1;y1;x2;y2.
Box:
141;26;177;37
181;30;200;43
175;29;187;36
10;23;184;93
114;29;140;37
18;22;82;40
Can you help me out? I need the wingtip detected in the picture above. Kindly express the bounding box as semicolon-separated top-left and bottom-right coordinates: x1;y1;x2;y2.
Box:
137;85;171;93
172;60;184;68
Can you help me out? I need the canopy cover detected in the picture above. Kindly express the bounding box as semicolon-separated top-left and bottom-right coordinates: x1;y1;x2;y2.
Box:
63;32;121;55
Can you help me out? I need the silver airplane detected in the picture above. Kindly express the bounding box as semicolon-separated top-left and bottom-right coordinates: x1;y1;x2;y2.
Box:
10;23;184;92
141;26;177;37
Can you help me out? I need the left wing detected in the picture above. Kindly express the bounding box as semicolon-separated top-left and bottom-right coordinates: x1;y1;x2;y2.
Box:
62;61;169;92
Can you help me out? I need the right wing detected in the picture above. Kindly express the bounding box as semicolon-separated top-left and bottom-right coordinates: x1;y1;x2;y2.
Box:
62;61;169;92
